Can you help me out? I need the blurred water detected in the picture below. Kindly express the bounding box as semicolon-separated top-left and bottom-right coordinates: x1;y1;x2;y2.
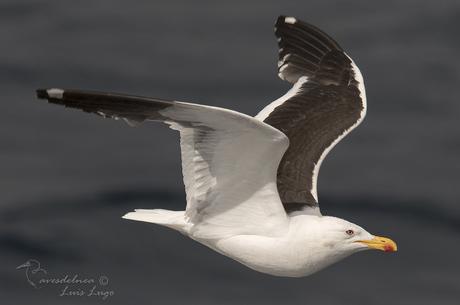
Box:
1;0;460;304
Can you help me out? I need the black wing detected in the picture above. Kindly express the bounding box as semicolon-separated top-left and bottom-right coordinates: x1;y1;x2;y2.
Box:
257;16;367;213
36;88;172;125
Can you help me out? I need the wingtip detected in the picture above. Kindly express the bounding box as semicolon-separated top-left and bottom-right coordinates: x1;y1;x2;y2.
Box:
284;16;297;24
36;89;48;99
276;15;297;25
36;88;64;100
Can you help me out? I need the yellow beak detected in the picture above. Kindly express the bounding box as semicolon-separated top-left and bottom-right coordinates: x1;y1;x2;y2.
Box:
357;235;397;252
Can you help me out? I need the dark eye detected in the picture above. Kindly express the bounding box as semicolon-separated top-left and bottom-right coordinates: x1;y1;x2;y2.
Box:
345;229;354;236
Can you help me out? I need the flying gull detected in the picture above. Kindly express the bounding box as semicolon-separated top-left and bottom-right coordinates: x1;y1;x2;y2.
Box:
36;16;397;277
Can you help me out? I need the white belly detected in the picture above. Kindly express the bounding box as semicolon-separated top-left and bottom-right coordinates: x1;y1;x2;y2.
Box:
212;234;335;277
196;216;348;277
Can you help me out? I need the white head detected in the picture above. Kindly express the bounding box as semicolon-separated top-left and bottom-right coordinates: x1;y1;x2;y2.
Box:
316;216;397;258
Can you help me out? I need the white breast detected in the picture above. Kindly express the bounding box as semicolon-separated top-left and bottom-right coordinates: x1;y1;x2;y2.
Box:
201;215;349;277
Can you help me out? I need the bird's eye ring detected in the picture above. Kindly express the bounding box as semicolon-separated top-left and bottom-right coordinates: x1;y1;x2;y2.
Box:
345;229;354;236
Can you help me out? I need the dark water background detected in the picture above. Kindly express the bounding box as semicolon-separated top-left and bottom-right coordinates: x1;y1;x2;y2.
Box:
1;0;459;304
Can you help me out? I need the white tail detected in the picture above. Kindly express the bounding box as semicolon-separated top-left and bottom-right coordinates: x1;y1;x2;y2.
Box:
122;209;189;234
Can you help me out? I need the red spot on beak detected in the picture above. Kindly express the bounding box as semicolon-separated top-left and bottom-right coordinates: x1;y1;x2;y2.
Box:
384;244;395;252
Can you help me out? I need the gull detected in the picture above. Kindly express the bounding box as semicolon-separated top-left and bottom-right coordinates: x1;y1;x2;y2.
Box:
37;16;397;277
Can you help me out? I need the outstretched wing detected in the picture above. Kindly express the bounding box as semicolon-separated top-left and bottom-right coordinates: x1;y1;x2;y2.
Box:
37;89;290;239
256;16;367;213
